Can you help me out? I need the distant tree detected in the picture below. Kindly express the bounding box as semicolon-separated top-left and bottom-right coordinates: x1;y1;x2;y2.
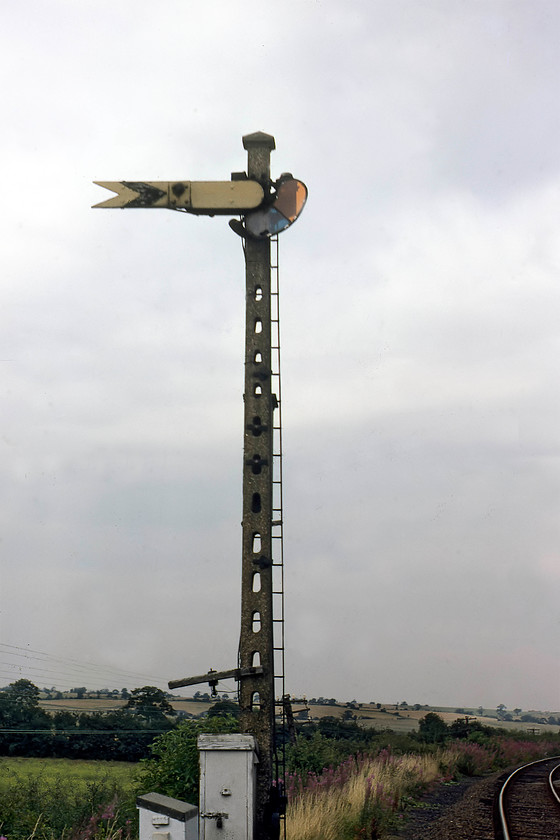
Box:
316;716;366;741
5;678;41;709
477;706;484;716
121;688;130;700
125;686;175;724
73;687;87;699
0;680;51;756
513;708;522;716
418;712;448;744
207;699;240;719
448;718;490;740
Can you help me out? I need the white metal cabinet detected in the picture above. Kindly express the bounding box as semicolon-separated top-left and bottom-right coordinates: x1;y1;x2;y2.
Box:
198;734;258;840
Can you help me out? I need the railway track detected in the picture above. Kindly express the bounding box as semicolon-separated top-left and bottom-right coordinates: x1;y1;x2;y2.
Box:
497;756;560;839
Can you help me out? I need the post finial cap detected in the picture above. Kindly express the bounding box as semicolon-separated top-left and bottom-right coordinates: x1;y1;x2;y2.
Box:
242;131;276;150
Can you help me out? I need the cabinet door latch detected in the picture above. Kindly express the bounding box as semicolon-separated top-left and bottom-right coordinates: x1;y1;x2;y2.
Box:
201;812;229;829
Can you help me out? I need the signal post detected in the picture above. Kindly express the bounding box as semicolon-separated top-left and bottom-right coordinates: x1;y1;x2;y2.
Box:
94;132;306;840
238;132;276;834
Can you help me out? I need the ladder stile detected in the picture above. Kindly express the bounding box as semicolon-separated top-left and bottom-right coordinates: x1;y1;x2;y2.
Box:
270;235;287;837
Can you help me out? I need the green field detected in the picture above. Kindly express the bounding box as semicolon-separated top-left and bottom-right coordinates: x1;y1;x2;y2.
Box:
0;757;138;839
0;756;137;788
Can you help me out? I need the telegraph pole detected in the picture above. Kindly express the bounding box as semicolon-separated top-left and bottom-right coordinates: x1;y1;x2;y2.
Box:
94;133;307;840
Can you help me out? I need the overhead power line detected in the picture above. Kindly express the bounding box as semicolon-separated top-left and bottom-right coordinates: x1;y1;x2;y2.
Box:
0;642;169;688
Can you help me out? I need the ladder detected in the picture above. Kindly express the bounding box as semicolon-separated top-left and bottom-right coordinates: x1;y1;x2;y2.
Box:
270;235;288;830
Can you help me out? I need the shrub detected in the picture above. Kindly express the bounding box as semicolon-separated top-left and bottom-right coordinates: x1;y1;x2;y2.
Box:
447;741;497;776
286;731;347;775
135;714;238;804
491;737;559;768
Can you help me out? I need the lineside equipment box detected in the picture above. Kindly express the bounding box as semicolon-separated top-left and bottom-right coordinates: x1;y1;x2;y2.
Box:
137;791;198;840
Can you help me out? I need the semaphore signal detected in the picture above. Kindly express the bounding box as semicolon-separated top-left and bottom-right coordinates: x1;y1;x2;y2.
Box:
94;132;306;840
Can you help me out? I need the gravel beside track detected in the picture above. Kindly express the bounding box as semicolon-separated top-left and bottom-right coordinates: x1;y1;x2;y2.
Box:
388;771;506;840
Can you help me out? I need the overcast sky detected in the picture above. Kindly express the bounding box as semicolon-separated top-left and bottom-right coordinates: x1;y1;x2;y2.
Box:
1;0;559;714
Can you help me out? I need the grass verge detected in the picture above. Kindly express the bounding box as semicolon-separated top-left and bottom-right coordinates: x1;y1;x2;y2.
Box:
285;738;560;840
0;757;137;840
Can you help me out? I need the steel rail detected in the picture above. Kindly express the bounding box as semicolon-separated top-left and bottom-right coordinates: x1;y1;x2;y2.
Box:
498;755;560;840
549;762;560;806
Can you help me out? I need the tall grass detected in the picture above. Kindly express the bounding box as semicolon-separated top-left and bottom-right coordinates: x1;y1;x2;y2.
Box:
286;738;560;840
0;759;137;840
285;749;446;840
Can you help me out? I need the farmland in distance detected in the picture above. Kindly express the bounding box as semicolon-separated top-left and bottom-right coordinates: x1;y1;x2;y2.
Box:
37;695;560;734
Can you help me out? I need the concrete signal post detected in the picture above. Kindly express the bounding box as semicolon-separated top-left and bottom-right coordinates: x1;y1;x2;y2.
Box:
94;132;307;840
237;132;277;833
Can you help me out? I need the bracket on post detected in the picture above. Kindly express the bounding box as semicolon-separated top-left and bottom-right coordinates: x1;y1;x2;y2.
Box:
168;666;264;692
